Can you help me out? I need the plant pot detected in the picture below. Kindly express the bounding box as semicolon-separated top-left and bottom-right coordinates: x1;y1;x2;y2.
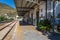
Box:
36;26;41;31
41;30;47;35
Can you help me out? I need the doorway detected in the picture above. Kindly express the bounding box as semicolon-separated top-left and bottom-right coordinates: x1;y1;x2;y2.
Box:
36;11;39;26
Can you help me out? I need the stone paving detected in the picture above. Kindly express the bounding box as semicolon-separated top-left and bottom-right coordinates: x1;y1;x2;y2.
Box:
11;21;50;40
21;26;50;40
1;21;60;40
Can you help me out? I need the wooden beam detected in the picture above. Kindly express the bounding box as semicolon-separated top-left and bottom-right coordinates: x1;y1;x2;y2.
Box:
21;0;24;7
25;1;29;7
32;4;37;8
16;7;33;9
18;12;26;16
18;10;29;12
17;11;28;12
28;2;33;7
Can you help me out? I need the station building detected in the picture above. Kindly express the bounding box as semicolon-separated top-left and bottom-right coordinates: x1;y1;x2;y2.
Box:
14;0;60;33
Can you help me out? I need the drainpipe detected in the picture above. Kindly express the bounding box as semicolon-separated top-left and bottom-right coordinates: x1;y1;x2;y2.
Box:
52;0;55;33
46;0;47;19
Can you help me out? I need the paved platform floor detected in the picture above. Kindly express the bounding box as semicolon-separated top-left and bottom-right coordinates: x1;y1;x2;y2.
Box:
1;21;60;40
11;22;50;40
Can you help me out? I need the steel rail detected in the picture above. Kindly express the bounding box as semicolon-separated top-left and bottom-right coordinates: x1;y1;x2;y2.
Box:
0;21;14;31
1;22;16;40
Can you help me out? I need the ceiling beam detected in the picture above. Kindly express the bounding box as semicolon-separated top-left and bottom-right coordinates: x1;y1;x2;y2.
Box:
22;0;27;7
17;11;28;12
28;2;33;7
17;7;33;9
17;9;31;11
26;2;31;7
25;1;29;7
17;8;30;11
32;4;37;8
18;12;26;16
21;0;24;7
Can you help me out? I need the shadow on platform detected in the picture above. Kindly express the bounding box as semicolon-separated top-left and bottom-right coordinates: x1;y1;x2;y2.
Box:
48;32;60;40
19;21;32;26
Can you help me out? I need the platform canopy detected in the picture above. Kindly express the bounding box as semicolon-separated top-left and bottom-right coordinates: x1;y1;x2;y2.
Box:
14;0;39;16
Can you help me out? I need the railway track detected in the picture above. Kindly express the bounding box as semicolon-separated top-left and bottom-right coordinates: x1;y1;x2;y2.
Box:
0;21;15;31
0;23;7;26
0;21;13;26
0;21;17;40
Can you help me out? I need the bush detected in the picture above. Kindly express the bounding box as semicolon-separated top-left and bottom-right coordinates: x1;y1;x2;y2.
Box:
0;16;5;21
0;16;13;22
38;19;51;31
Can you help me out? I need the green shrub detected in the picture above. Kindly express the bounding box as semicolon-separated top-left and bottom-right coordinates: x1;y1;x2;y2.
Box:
0;16;5;21
38;19;51;31
0;16;13;22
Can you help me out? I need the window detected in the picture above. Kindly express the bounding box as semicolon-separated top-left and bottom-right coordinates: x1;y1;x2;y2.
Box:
41;9;43;12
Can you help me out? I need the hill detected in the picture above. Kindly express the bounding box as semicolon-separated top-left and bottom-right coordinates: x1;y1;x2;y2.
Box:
0;2;17;17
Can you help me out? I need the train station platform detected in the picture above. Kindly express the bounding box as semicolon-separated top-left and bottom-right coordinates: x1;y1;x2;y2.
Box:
10;21;50;40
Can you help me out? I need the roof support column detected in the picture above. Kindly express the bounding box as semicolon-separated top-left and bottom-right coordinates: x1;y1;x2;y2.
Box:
23;13;28;23
33;8;37;26
39;1;46;20
28;10;34;25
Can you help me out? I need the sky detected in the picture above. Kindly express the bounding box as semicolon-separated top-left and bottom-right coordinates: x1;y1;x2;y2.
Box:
0;0;16;8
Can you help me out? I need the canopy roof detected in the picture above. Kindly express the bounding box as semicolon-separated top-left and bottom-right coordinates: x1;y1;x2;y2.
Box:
15;0;39;16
